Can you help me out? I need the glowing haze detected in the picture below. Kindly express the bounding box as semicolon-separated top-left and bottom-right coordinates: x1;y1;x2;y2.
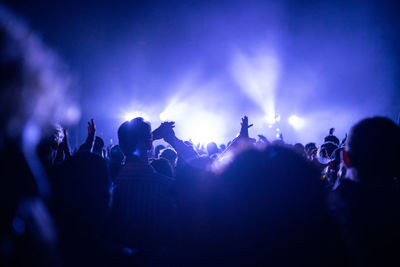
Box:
10;1;400;146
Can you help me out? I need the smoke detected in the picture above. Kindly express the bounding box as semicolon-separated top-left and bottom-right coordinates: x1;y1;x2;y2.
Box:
8;1;398;145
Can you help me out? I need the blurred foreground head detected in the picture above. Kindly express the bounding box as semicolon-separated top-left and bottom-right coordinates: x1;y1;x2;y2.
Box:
209;146;345;265
348;117;400;184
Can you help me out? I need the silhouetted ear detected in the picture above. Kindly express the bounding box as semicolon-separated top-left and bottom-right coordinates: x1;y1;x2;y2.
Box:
342;150;351;168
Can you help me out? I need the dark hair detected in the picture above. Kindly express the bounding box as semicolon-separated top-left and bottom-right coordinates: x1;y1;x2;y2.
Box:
117;117;152;156
348;116;400;183
305;142;317;152
154;144;165;158
293;143;305;155
160;148;177;165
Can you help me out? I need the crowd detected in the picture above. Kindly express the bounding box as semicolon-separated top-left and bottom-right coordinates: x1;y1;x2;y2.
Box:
1;5;400;267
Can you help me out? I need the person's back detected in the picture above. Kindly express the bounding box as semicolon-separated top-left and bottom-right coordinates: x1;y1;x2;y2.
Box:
113;158;173;249
112;118;174;256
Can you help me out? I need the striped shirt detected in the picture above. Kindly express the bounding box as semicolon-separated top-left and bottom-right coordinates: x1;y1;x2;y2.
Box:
112;157;174;250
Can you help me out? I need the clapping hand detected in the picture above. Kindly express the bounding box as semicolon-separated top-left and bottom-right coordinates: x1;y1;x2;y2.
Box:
152;121;176;141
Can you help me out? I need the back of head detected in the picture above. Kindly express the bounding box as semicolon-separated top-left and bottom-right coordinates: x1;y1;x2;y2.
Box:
293;143;305;156
154;144;165;158
110;145;124;163
348;116;400;184
305;142;316;152
206;142;219;156
321;128;340;158
117;117;152;156
160;148;177;166
211;146;340;264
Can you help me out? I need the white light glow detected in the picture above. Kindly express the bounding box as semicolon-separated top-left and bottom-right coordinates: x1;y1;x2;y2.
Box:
160;98;226;144
288;115;305;130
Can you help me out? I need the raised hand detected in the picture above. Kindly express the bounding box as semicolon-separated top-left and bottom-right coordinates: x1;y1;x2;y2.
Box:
240;116;253;138
257;134;270;144
152;121;175;140
162;121;176;143
88;119;95;136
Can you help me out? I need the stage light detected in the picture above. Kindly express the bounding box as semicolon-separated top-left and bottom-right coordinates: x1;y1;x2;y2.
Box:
160;99;226;144
276;128;280;132
288;115;305;130
232;49;280;126
188;112;224;144
275;133;280;138
159;111;168;121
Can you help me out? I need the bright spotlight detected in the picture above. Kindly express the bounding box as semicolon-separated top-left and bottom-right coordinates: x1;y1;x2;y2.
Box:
275;133;280;138
160;99;226;144
188;112;224;144
159;111;168;121
288;115;305;130
265;113;276;124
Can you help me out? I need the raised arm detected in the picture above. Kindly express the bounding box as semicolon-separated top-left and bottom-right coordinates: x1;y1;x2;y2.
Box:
152;121;198;163
78;119;96;152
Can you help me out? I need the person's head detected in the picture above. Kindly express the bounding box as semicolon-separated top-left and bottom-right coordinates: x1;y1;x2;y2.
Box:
321;128;339;158
305;142;317;158
110;145;124;164
117;117;152;157
154;144;165;158
93;136;104;155
160;148;177;167
36;124;64;168
206;142;219;156
347;117;400;183
214;146;337;264
150;158;174;177
293;143;305;156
